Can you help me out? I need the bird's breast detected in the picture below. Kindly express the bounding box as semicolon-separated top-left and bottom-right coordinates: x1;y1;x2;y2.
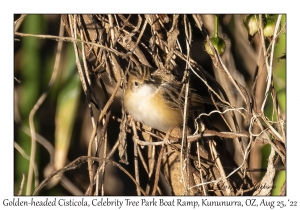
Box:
124;87;182;131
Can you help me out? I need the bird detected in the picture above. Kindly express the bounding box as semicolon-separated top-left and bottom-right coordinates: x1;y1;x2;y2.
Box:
124;65;223;132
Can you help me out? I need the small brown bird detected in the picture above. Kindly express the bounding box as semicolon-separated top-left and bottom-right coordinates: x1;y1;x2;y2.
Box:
124;65;222;132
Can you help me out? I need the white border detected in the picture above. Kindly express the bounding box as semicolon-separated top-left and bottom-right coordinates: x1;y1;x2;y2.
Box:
2;1;298;209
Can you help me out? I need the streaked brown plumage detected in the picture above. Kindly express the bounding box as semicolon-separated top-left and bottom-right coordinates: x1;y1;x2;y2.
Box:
124;65;218;131
124;66;211;131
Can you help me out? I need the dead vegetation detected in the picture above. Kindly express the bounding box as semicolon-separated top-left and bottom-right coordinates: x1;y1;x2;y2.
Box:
14;14;286;196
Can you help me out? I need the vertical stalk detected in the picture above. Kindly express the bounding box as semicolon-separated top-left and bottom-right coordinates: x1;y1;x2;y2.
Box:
214;15;219;38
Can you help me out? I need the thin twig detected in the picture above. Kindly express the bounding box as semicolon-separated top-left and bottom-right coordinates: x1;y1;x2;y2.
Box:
151;145;165;196
33;156;147;196
130;19;148;54
26;19;64;195
131;118;141;196
20;125;55;164
260;15;282;112
108;15;115;45
87;66;122;194
14;32;126;57
14;14;26;32
14;142;39;193
196;142;207;195
18;173;26;196
183;14;193;194
210;142;232;195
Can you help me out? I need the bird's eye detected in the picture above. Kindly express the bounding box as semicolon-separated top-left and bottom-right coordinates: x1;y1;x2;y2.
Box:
134;81;139;87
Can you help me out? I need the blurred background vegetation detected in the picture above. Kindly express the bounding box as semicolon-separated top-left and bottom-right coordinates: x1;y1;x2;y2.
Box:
14;14;286;196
